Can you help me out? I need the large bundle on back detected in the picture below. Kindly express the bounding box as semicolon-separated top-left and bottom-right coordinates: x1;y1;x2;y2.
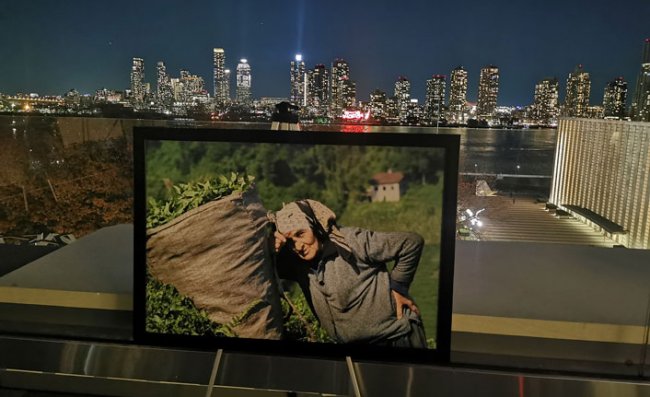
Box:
146;188;283;339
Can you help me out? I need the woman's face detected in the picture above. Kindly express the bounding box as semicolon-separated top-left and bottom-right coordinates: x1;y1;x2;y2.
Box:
284;228;320;261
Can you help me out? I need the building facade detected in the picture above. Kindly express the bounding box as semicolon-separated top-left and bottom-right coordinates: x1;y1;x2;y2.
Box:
476;66;499;121
563;65;591;117
307;64;329;114
394;76;410;123
213;48;229;106
632;39;650;121
156;61;173;108
448;66;468;123
368;171;404;202
330;59;350;116
290;54;306;106
532;78;559;125
603;77;627;119
130;57;145;108
169;69;204;104
341;79;356;109
550;118;650;249
369;89;387;119
424;75;446;124
236;59;252;104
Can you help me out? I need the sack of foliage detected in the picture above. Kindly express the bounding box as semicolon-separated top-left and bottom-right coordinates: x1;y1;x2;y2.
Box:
146;188;284;339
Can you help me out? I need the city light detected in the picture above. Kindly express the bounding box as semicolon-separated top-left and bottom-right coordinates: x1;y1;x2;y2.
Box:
341;109;370;121
1;37;647;126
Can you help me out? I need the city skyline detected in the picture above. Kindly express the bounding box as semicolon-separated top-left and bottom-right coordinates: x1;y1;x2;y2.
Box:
1;0;649;105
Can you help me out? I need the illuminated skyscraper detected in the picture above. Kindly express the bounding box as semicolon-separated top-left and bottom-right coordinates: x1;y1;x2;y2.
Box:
307;64;329;112
394;76;410;123
603;77;627;119
290;54;306;106
330;59;350;116
448;66;468;123
563;64;591;117
424;75;446;124
213;48;229;105
130;57;145;107
632;39;650;121
156;61;173;108
476;65;499;121
342;79;356;108
369;89;387;118
236;59;252;104
224;69;231;103
172;69;205;103
532;77;559;125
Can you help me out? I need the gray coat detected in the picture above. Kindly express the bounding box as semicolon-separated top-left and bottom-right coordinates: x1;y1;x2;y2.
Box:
278;227;424;343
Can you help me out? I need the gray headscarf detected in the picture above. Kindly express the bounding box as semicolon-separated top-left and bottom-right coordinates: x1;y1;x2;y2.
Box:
272;199;352;257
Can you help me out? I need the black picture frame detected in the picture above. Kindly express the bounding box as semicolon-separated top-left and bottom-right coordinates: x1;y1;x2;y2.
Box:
133;127;458;364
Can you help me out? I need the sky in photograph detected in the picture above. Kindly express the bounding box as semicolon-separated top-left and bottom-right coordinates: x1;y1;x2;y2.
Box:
1;0;648;105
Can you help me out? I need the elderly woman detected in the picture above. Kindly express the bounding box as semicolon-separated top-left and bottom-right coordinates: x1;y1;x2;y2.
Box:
273;199;427;348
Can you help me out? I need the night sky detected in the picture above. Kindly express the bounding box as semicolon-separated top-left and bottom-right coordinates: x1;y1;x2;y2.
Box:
1;0;648;106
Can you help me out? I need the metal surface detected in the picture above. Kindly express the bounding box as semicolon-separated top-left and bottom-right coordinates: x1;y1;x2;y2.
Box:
0;337;214;384
1;336;649;397
352;362;650;397
216;351;351;395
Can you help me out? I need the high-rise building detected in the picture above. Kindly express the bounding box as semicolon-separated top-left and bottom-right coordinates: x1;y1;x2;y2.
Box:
342;79;356;108
632;39;650;121
406;99;422;123
563;64;591;117
290;54;306;106
330;59;350;116
448;66;468;123
183;70;205;98
394;76;410;123
369;89;387;119
130;57;145;108
476;66;499;121
385;97;398;120
532;78;559;125
307;64;329;112
224;69;231;103
213;48;229;106
550;118;650;249
603;77;627;119
424;75;446;124
171;69;205;103
156;61;173;108
236;59;252;104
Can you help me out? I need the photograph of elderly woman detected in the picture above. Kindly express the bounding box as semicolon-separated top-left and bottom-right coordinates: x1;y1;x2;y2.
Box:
144;140;445;349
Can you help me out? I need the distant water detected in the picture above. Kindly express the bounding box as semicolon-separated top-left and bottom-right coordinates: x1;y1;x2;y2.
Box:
0;115;556;181
303;124;557;176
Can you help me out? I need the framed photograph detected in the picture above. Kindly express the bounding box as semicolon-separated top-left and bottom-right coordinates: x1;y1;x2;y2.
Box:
133;128;458;363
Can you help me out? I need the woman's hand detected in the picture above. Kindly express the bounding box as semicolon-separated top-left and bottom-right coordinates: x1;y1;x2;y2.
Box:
392;290;420;320
274;231;287;253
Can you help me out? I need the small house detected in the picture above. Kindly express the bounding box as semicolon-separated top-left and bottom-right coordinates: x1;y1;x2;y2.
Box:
369;170;404;202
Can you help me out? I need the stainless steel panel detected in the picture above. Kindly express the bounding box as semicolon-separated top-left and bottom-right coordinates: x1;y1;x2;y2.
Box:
1;336;649;397
217;352;351;396
352;361;650;397
451;332;649;377
1;370;207;397
0;337;215;384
